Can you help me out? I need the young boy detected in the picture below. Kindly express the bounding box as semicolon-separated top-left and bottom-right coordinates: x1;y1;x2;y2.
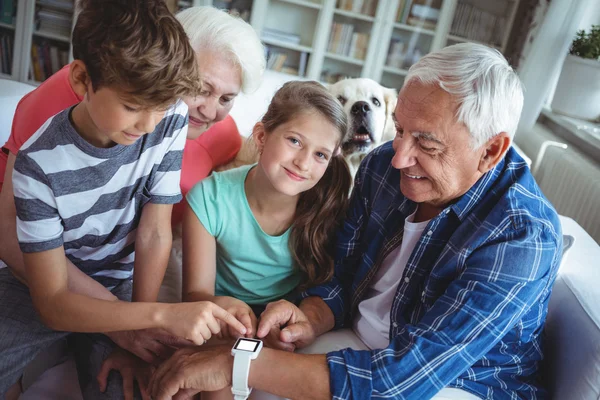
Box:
0;0;245;398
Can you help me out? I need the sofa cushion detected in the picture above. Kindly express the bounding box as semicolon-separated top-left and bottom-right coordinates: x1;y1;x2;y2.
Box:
543;217;600;399
0;79;35;146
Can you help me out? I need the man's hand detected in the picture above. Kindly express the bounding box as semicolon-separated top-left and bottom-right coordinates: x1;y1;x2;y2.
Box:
106;328;193;363
97;348;152;400
149;346;233;400
162;301;247;345
257;300;317;351
214;296;257;339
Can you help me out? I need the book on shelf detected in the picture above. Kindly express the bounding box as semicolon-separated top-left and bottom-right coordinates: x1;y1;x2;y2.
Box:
328;22;368;60
0;0;15;25
396;0;411;23
0;33;13;74
409;0;441;21
336;0;377;17
404;0;440;29
321;70;355;84
213;0;252;22
298;51;308;76
280;66;299;75
35;6;73;38
30;42;69;82
37;0;74;12
385;37;423;70
266;47;288;72
262;28;301;45
406;16;436;30
450;1;506;46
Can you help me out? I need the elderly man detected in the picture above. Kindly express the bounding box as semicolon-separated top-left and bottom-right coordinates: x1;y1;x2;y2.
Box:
150;43;562;400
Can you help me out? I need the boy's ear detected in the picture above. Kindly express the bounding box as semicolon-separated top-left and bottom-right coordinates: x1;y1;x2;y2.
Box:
252;122;266;152
68;60;90;98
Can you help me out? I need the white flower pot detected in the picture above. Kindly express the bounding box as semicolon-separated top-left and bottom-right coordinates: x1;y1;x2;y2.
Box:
551;54;600;121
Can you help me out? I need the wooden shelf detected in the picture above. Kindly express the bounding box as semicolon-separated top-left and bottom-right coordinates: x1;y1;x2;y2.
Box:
275;0;322;10
447;34;501;50
393;22;435;36
33;29;70;43
262;38;313;53
325;52;364;66
334;9;375;22
0;22;15;30
383;66;409;76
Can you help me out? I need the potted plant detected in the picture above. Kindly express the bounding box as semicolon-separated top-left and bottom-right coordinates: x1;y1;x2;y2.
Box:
551;25;600;121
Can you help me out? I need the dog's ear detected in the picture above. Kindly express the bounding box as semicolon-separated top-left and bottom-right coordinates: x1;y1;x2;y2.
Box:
382;87;398;142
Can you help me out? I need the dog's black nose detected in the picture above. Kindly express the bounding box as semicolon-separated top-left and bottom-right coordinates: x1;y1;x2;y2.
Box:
351;101;370;115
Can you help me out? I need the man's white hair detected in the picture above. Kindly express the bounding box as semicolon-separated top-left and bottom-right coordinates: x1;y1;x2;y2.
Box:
404;43;524;149
176;6;265;94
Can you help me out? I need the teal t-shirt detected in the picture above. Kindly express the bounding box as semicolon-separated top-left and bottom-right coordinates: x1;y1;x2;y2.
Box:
186;164;301;304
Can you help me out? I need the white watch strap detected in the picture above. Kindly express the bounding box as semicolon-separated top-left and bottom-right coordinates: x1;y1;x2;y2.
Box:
232;353;252;400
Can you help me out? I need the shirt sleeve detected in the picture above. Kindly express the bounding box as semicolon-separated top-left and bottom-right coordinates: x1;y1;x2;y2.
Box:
302;154;372;329
185;175;221;237
326;223;562;399
147;101;188;204
198;115;242;168
12;152;64;253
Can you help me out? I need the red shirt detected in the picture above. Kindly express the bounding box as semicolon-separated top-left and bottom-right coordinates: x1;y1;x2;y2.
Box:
0;64;241;226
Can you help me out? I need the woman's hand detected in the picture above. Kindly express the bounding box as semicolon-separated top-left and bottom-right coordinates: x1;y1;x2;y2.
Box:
161;301;247;345
214;296;257;339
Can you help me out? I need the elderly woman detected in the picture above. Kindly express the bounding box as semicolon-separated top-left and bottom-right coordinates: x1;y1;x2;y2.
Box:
0;6;264;398
0;5;264;274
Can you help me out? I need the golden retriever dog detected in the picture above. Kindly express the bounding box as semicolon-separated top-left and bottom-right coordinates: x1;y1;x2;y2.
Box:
327;78;397;178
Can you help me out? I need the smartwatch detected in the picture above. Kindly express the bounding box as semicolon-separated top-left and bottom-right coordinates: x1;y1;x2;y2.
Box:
231;337;263;400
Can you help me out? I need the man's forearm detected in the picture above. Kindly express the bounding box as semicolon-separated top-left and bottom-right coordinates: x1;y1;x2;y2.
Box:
132;229;172;302
250;349;330;400
299;296;335;337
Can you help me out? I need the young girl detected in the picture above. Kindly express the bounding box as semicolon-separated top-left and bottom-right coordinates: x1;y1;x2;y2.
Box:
182;81;351;346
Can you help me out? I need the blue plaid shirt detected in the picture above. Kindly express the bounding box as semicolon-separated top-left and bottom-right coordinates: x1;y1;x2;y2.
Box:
304;143;562;399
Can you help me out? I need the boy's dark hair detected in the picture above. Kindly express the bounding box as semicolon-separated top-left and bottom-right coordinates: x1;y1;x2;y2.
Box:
72;0;200;108
261;81;351;290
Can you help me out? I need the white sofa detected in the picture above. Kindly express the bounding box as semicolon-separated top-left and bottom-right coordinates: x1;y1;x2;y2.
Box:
1;74;599;399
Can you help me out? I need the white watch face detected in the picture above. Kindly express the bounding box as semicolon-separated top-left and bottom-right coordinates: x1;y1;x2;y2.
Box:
234;338;261;352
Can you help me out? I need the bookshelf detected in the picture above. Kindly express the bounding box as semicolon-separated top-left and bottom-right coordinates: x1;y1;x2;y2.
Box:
17;0;75;85
2;0;520;89
0;0;21;81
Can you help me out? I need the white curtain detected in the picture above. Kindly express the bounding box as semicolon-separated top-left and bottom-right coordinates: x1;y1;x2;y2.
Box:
517;0;595;134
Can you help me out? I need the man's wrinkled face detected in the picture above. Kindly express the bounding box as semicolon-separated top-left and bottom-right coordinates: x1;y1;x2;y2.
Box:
391;81;486;209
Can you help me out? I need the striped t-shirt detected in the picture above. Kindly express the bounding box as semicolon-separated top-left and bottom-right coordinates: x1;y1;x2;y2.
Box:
12;100;188;288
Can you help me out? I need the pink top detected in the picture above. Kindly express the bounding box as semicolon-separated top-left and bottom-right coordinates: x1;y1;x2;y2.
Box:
0;65;242;226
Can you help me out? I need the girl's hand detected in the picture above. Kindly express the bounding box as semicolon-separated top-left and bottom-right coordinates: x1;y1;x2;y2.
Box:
214;296;257;339
162;301;247;344
97;347;152;400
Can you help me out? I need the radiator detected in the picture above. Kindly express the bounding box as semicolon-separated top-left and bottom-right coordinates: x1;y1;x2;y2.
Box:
534;145;600;244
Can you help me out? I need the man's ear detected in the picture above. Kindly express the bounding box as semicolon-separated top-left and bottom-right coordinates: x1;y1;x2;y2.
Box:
382;87;398;142
479;132;511;173
252;122;267;153
68;60;90;98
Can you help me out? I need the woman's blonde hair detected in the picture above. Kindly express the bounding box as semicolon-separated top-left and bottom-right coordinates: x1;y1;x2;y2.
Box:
176;6;266;94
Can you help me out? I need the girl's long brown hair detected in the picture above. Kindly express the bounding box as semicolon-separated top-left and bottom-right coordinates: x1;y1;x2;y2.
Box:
261;81;352;290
